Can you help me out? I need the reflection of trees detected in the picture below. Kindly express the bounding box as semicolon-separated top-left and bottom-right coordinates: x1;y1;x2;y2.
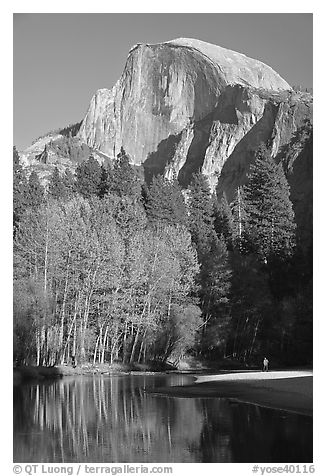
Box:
13;377;312;463
14;376;207;462
196;398;233;462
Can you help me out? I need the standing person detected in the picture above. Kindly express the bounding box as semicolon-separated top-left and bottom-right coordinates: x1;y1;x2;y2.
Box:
263;357;269;372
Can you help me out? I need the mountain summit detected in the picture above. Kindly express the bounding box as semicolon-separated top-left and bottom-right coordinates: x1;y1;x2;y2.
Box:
164;38;291;90
20;38;312;245
77;38;292;172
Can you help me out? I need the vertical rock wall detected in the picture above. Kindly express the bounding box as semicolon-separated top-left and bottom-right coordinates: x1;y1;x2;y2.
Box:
77;38;292;175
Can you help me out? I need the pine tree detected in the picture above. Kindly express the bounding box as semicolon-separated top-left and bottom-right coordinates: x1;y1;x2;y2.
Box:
230;186;251;253
26;170;45;208
213;192;234;247
98;164;109;198
244;144;296;263
187;172;215;257
145;174;188;227
110;147;142;200
48;167;67;200
62;169;76;199
13;147;28;230
75;156;102;198
187;172;232;356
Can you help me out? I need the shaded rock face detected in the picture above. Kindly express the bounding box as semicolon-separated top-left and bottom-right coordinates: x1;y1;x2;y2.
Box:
214;91;313;248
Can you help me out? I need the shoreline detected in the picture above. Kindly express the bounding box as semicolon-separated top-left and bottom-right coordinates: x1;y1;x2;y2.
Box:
148;371;313;416
13;366;313;416
12;359;256;384
13;362;165;384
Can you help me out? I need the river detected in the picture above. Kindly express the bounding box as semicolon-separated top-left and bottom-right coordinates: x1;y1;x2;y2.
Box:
13;373;312;463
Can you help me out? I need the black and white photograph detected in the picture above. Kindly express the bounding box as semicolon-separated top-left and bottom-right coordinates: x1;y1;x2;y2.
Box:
10;6;318;472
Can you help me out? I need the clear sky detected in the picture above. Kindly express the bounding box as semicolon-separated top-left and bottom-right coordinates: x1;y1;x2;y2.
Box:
13;13;313;150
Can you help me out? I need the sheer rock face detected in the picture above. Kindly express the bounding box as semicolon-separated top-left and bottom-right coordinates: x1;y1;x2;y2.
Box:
21;38;312;238
77;38;292;177
79;37;313;243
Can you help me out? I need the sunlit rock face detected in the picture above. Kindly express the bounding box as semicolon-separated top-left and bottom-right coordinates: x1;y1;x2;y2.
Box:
21;38;311;242
77;38;292;177
19;130;107;186
77;38;312;246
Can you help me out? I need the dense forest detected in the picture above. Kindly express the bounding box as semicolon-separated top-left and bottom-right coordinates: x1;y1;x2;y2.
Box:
13;143;312;368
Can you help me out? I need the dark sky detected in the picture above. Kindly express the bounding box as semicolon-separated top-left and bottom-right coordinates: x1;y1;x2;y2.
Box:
13;13;313;150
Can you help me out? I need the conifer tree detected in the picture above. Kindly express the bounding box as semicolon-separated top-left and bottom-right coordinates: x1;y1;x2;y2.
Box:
187;172;215;257
13;147;28;230
187;172;231;356
48;167;67;200
244;144;296;263
75;156;102;198
145;174;188;227
230;186;251;253
213;192;234;247
62;169;76;199
110;148;142;200
26;170;45;209
98;164;109;198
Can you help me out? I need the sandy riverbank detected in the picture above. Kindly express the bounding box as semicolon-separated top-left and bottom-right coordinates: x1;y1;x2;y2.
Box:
149;370;313;416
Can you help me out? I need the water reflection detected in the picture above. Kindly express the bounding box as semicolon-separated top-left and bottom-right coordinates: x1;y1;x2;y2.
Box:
13;374;312;463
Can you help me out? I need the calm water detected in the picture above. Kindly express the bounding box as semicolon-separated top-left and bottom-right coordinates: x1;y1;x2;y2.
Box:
13;373;312;463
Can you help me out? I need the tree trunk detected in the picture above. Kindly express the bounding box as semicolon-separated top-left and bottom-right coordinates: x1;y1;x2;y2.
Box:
61;291;79;364
101;325;109;364
93;333;101;365
72;316;77;364
142;343;147;363
249;317;261;359
59;251;71;355
129;327;140;364
36;329;41;366
122;321;128;363
137;328;147;363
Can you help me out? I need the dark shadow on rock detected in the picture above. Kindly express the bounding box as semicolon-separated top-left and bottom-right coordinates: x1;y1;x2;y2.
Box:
143;132;183;183
143;85;247;187
178;85;255;188
177;116;213;188
285;134;313;252
215;101;280;201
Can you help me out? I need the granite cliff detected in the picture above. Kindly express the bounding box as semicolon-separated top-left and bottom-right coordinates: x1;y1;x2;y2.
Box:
20;38;312;241
76;38;311;191
77;38;293;178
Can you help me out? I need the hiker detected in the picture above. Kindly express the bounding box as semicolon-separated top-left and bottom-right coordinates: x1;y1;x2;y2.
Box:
263;357;269;372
